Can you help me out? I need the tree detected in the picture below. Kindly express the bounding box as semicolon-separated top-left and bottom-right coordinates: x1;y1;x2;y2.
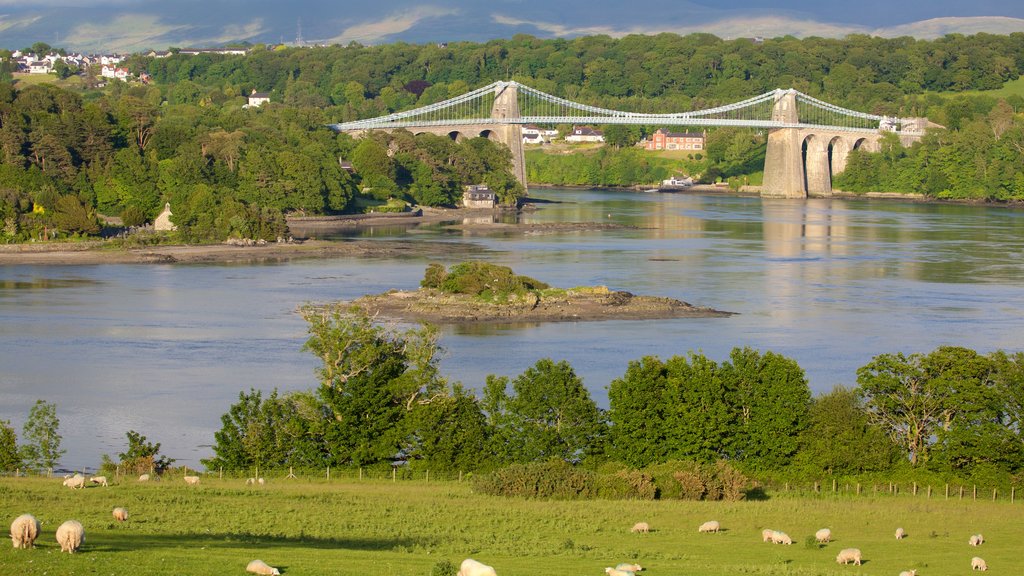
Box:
793;386;899;475
723;347;810;470
302;307;443;467
20;400;65;471
482;358;606;465
402;385;490;472
608;356;671;467
0;420;21;472
662;353;736;463
118;430;175;475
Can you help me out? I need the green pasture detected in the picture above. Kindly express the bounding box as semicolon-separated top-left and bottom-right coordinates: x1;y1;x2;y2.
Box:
1;476;1017;575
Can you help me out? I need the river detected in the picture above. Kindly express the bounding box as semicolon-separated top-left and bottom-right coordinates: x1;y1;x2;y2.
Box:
2;188;1023;471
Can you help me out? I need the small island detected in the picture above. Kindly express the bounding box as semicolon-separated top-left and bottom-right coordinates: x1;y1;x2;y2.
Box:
345;262;733;323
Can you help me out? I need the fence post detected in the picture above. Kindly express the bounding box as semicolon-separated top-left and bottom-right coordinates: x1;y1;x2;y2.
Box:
359;467;362;481
392;467;396;482
459;471;463;483
1012;487;1016;503
992;488;997;501
426;470;429;483
913;482;917;496
927;485;932;499
945;483;949;499
832;478;837;493
973;485;977;500
219;467;223;479
814;481;820;493
327;466;330;481
959;485;964;499
856;483;861;495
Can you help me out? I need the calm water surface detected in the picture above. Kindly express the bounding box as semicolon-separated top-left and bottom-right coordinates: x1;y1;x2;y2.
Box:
2;189;1023;470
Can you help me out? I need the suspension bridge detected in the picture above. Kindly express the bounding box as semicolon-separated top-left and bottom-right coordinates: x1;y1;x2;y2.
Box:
329;81;932;198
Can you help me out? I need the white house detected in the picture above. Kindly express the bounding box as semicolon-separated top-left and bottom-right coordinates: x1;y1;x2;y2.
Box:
564;125;604;143
100;55;123;66
27;61;51;74
463;185;496;208
101;65;130;81
244;90;271;108
522;124;559;143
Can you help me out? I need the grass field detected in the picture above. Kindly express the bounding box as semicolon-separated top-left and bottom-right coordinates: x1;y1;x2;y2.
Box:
10;72;85;90
1;475;1018;576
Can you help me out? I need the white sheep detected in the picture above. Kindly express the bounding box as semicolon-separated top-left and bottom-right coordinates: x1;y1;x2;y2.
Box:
62;474;85;490
89;476;108;487
772;531;793;545
138;474;150;482
969;533;984;546
112;507;129;522
631;522;650;534
971;557;988;571
246;478;255;485
258;477;265;485
10;514;40;549
698;520;721;533
55;520;84;553
835;548;862;565
761;528;774;542
246;559;281;575
457;558;497;576
183;475;200;486
895;527;906;539
899;570;917;576
605;569;634;576
615;563;642;572
815;528;832;543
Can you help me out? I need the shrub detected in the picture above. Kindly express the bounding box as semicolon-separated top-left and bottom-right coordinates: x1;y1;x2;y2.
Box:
431;560;457;576
436;262;549;297
595;468;658;500
421;262;448;289
474;460;595;499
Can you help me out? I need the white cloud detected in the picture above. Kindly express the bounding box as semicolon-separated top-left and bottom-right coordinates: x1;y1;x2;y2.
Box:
872;16;1024;38
328;5;459;45
492;13;1024;40
180;19;268;47
0;13;41;33
62;14;191;52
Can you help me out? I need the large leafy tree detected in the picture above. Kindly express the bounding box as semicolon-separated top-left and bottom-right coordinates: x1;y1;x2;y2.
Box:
663;353;736;463
793;386;899;475
608;356;671;467
303;307;443;467
482;358;606;465
724;347;811;470
20;400;65;471
402;385;490;472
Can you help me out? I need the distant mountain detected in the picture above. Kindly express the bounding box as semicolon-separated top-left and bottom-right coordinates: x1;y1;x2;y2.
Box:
872;16;1024;38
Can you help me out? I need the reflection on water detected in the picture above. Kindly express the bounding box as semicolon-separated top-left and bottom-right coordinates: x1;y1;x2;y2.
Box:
2;189;1023;470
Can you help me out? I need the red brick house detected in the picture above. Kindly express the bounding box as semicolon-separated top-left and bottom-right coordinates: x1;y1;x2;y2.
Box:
644;129;705;151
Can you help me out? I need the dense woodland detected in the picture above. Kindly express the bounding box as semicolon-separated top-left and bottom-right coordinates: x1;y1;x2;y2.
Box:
3;32;1024;243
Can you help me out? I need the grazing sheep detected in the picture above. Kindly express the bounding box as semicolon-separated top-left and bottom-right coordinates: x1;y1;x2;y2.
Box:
698;520;721;533
138;474;150;482
89;476;108;487
62;474;85;490
762;528;774;543
457;558;498;576
895;527;906;539
246;478;255;485
835;548;862;565
899;570;917;576
55;520;84;553
183;475;200;486
631;522;650;534
605;569;634;576
258;477;265;485
971;557;988;571
10;514;40;549
112;507;128;522
772;531;793;545
615;563;642;572
815;528;832;543
246;559;281;575
969;533;984;546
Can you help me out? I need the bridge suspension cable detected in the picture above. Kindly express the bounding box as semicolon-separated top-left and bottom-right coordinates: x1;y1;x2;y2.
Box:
329;81;905;134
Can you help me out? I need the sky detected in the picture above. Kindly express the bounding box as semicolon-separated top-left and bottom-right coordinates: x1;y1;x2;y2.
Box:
1;0;1024;53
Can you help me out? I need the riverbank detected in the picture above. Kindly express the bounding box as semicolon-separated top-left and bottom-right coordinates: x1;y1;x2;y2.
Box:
0;238;485;266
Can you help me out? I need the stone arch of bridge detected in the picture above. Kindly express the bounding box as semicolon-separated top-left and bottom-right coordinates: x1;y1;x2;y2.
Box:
802;133;832;196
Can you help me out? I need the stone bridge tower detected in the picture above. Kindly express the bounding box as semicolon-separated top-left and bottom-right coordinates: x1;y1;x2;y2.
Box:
762;90;806;199
490;82;527;192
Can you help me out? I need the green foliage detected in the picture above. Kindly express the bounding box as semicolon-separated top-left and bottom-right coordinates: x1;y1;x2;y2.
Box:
474;460;596;499
420;262;448;289
19;399;64;471
482;359;606;465
434;261;549;298
793;386;900;476
117;430;176;475
0;419;21;472
431;560;457;576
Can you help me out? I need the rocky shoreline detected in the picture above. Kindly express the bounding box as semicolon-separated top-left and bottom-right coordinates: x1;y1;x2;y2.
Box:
346;286;733;324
